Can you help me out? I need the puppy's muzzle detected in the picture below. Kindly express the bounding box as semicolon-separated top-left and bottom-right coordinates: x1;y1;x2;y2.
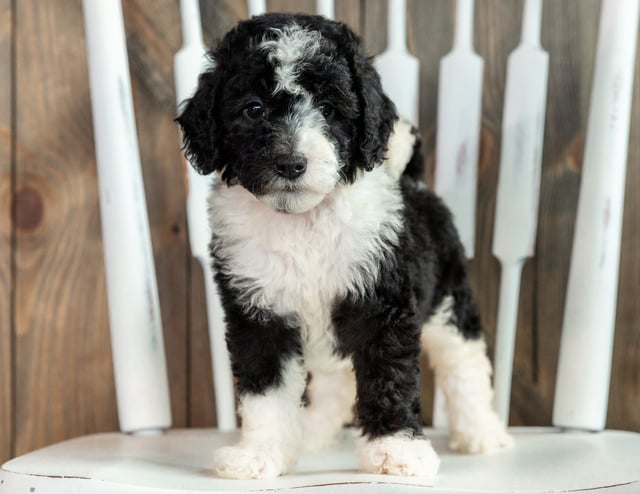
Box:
274;155;307;180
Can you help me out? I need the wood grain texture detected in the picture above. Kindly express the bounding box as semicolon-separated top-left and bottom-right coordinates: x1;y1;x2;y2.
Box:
0;0;13;465
187;259;217;427
609;8;640;431
531;0;599;426
13;0;117;455
334;0;360;33
268;0;315;15
200;0;248;50
123;0;182;112
4;0;640;459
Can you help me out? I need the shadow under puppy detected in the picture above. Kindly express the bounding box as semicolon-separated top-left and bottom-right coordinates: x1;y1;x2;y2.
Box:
177;13;512;480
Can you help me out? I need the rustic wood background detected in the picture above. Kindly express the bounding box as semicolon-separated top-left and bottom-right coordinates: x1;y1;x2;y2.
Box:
1;0;639;464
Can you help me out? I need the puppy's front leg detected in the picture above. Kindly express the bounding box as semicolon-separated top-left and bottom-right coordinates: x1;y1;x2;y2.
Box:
213;306;306;479
346;311;440;479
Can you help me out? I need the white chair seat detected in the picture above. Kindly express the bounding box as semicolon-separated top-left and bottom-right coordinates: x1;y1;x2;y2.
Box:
2;427;639;493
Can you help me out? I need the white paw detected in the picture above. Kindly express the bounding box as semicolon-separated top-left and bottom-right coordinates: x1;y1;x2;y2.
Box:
358;433;441;478
449;414;514;454
213;443;287;479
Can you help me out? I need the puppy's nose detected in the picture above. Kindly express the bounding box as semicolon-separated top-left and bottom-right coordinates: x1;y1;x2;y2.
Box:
274;156;307;180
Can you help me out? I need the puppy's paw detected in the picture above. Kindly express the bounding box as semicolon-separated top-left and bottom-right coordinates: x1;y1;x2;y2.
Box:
449;414;514;454
358;433;440;478
213;443;287;479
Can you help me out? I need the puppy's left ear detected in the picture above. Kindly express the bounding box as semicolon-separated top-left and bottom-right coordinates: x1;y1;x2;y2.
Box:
176;67;223;175
338;25;398;172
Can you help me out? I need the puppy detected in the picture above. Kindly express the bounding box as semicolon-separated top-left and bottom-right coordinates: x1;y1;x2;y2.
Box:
177;13;512;480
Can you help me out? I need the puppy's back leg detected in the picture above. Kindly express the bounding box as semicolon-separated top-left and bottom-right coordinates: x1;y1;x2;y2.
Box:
421;295;513;454
302;366;356;451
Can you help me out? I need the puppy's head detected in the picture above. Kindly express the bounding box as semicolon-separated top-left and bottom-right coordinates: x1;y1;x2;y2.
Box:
177;13;397;214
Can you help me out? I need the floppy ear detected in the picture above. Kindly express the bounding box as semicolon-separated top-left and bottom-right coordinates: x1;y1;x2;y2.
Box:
338;25;398;172
176;67;223;175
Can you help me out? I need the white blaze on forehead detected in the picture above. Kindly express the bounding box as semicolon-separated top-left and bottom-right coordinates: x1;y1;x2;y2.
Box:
287;94;341;211
259;25;341;214
288;95;336;175
260;24;322;95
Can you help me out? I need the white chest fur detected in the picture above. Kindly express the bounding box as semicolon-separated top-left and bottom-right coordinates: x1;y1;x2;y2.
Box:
209;166;404;370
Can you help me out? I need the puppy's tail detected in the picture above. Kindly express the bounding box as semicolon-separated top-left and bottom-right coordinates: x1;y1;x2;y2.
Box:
383;117;425;182
403;130;425;181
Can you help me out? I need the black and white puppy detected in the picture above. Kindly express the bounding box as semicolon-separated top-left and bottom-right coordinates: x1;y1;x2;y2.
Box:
177;13;512;480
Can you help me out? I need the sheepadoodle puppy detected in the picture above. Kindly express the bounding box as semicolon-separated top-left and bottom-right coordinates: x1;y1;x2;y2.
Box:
177;13;512;480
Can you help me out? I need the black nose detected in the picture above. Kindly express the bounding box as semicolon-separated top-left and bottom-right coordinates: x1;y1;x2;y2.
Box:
274;156;307;180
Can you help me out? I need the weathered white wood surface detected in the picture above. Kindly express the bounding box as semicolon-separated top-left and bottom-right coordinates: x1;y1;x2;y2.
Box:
316;0;334;19
374;0;419;126
492;0;549;423
435;0;483;260
553;0;640;431
2;428;640;493
82;0;171;433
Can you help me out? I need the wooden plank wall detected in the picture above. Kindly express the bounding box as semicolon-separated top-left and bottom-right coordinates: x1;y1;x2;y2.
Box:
12;0;116;455
0;0;639;463
0;0;13;466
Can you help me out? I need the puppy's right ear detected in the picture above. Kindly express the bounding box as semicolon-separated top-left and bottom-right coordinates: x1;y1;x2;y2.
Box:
176;67;222;175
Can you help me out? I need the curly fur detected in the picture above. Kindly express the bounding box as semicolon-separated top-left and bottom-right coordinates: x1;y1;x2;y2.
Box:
176;13;510;480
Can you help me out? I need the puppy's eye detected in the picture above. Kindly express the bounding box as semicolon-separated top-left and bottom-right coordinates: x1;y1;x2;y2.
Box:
318;102;334;118
244;101;266;119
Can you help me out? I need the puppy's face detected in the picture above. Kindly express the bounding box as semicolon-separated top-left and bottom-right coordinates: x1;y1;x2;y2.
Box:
177;14;397;214
216;24;357;213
